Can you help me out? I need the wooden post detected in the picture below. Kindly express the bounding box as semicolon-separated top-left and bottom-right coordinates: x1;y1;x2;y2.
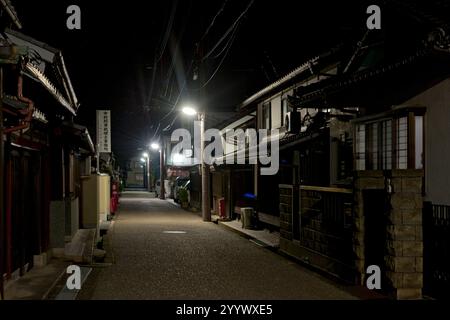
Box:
0;66;4;299
159;142;165;200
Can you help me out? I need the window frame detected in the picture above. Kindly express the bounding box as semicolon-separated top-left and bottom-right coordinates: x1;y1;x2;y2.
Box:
262;102;271;130
354;108;425;171
281;98;288;127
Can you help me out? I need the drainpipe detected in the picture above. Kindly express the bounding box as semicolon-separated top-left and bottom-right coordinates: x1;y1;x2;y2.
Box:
4;72;34;134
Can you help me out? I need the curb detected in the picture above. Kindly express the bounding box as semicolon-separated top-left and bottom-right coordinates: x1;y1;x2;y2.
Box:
217;220;279;250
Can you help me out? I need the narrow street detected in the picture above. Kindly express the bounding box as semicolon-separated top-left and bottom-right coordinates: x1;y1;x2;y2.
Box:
79;192;357;300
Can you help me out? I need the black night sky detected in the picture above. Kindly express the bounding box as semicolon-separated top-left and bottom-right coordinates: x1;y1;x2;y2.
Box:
13;0;373;162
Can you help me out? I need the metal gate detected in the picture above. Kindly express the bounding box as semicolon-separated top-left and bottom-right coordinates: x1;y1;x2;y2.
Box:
423;202;450;299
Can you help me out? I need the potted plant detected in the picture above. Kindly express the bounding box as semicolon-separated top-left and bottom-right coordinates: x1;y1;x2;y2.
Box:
179;187;189;209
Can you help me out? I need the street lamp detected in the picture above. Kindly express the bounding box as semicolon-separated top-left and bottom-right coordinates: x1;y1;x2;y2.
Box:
151;141;165;200
180;105;210;222
151;143;160;150
142;152;150;192
181;105;197;116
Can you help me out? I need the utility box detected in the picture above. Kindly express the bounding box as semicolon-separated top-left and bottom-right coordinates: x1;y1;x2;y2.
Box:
81;174;110;236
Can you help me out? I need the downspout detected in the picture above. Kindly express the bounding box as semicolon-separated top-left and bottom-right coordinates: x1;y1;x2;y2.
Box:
4;72;34;134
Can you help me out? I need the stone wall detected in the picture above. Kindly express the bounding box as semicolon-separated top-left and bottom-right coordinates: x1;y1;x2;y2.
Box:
354;169;424;299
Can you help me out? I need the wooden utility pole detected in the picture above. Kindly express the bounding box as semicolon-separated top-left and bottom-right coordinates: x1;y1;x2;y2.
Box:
200;111;210;221
159;139;165;200
197;45;211;221
0;66;4;300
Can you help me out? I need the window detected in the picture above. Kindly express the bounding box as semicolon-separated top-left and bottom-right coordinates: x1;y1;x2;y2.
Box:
281;99;288;127
415;116;424;169
396;117;408;169
367;123;378;170
262;102;271;129
381;120;392;170
354;110;424;171
355;124;366;170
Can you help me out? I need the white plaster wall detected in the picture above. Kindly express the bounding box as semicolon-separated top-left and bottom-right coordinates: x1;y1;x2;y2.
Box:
271;95;282;129
402;78;450;205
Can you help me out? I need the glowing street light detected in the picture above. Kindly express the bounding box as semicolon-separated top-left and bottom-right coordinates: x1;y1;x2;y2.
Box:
181;105;197;116
142;152;149;158
151;142;160;150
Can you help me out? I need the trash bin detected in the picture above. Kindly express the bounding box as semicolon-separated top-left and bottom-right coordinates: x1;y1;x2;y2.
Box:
241;207;256;229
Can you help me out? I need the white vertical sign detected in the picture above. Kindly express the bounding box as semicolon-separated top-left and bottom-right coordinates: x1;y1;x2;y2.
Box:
96;110;111;153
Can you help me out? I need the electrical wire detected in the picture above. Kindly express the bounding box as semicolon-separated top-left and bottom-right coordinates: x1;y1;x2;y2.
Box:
150;60;194;141
192;22;240;90
156;0;179;63
150;0;255;140
210;20;240;59
203;0;255;61
162;113;180;132
145;0;179;107
200;0;230;42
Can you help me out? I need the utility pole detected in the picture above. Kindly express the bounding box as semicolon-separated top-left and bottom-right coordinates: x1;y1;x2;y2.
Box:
147;154;151;192
96;143;100;174
200;112;210;221
0;66;4;300
159;139;165;200
196;16;211;222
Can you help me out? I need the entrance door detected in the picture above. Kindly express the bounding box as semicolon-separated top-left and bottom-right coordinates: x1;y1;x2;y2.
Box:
363;189;388;290
10;148;42;275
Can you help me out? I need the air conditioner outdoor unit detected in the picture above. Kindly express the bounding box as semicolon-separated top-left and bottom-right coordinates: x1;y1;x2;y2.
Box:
285;111;301;133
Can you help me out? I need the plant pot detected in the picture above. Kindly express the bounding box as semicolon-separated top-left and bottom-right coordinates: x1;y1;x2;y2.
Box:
181;201;189;209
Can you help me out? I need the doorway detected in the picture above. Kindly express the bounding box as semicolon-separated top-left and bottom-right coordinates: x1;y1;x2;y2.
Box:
363;189;388;290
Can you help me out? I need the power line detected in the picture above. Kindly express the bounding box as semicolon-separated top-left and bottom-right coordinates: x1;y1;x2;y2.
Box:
145;0;179;107
150;0;255;140
203;0;255;61
150;60;194;141
211;20;240;59
156;0;179;63
192;21;240;90
200;0;230;42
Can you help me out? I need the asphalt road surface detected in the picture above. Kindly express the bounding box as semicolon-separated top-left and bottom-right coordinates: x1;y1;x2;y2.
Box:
79;191;358;300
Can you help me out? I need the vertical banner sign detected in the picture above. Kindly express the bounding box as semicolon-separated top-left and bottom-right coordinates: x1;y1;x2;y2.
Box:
96;110;111;153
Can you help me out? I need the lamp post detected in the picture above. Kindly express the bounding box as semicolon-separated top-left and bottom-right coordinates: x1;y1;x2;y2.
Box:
151;142;164;199
181;106;210;222
142;152;150;192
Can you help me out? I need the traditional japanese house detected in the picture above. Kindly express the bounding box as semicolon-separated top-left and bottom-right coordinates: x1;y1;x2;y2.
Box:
0;20;93;297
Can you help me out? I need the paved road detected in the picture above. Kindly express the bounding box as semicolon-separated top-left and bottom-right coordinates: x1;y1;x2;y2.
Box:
81;192;357;300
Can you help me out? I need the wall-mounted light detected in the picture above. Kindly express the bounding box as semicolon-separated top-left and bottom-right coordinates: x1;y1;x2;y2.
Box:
385;178;393;194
